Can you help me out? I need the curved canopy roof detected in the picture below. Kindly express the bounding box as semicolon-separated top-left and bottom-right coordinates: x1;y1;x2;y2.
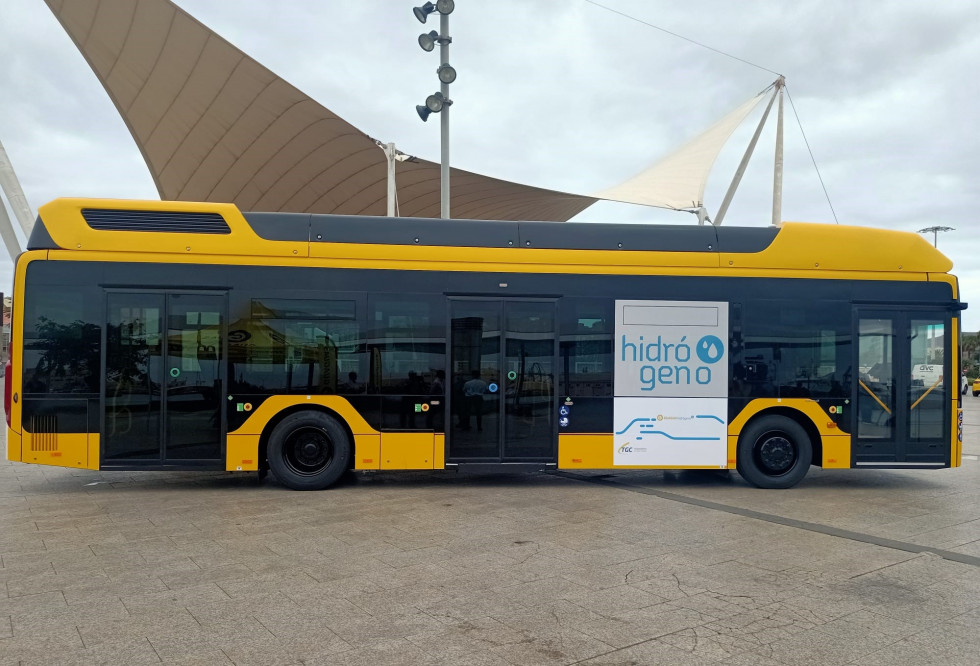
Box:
44;0;596;221
44;0;770;223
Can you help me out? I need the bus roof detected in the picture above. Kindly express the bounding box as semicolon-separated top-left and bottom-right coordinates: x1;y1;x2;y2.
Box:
28;198;954;275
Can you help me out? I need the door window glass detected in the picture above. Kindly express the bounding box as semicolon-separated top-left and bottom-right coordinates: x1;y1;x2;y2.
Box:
857;318;894;440
909;319;945;441
105;294;164;460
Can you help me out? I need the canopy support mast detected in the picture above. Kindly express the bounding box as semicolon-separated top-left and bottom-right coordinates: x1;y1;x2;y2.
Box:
771;76;785;227
712;85;777;227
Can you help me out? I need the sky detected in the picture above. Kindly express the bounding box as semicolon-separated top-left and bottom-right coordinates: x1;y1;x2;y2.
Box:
1;1;978;324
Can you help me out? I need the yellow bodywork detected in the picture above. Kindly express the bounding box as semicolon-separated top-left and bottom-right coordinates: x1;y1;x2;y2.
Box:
726;398;851;469
227;395;442;472
35;198;953;278
7;199;959;475
10;431;99;470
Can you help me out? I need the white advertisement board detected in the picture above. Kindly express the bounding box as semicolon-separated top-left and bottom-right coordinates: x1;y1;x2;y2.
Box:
613;300;729;467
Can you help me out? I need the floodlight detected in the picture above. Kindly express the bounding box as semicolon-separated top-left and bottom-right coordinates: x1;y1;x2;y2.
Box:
418;30;439;52
437;63;457;84
436;0;455;14
413;2;436;23
425;92;447;113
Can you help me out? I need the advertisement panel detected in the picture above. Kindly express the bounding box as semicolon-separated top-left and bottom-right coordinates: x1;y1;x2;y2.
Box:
613;300;729;467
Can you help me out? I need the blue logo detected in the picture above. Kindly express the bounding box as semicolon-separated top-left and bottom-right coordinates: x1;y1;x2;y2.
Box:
559;406;569;416
559;417;569;428
696;335;724;364
488;383;498;393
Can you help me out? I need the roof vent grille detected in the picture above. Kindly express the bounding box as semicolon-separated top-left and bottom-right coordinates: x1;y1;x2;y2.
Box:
81;209;231;234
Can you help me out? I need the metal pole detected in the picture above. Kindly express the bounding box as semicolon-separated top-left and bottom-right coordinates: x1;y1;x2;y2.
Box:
0;138;34;236
385;142;397;217
771;76;785;227
0;197;23;261
439;11;450;219
713;86;777;227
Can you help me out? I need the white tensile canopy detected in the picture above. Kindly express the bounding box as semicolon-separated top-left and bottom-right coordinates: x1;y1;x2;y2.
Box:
30;0;778;231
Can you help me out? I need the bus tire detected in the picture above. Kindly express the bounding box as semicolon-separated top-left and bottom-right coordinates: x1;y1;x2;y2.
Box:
736;415;812;489
267;411;351;490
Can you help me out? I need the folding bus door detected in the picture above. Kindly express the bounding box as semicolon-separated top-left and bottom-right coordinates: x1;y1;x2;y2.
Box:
854;309;949;466
104;291;226;466
447;299;557;462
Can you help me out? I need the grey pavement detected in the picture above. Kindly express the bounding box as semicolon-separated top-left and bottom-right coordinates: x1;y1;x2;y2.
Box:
2;398;980;665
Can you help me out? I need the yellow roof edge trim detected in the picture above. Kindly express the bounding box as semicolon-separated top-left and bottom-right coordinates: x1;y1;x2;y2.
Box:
34;199;954;276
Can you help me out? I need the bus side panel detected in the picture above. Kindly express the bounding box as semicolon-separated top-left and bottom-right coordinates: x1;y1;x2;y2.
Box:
355;434;380;470
226;434;260;471
19;432;96;470
7;428;22;462
559;434;614;469
380;432;434;470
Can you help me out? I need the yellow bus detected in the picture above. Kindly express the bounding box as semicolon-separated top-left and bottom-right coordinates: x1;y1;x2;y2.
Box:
5;198;965;489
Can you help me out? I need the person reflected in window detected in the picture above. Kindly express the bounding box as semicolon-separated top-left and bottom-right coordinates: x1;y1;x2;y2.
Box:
342;371;364;394
430;369;445;396
462;369;488;431
427;369;445;429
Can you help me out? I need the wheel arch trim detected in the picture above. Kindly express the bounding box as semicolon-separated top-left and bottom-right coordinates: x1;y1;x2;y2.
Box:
728;398;850;469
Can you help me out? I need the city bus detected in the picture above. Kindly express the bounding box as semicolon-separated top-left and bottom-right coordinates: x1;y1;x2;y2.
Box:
5;198;965;489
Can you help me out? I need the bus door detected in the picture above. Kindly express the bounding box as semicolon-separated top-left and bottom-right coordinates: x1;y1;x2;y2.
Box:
104;291;226;465
447;299;557;462
854;309;948;465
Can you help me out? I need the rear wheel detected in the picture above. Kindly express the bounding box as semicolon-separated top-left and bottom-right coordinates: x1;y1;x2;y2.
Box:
267;411;351;490
736;415;812;489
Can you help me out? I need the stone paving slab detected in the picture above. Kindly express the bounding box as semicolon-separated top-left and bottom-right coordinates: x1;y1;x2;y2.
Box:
1;402;980;664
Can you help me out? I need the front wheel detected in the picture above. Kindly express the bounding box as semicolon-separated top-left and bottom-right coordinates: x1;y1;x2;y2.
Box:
267;411;351;490
736;415;812;489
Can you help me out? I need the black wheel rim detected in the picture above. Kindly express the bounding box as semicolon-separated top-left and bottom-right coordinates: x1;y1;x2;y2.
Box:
753;431;797;475
283;426;334;477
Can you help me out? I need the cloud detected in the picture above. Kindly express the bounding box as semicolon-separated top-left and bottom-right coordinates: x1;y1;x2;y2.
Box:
1;0;978;326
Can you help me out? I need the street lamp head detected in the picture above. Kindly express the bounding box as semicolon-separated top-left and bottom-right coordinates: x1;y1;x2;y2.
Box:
413;2;436;23
425;91;447;113
437;63;457;84
418;30;439;52
435;0;455;14
416;104;433;122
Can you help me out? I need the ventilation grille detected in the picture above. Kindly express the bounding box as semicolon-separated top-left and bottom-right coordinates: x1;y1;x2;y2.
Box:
30;416;58;452
81;209;231;234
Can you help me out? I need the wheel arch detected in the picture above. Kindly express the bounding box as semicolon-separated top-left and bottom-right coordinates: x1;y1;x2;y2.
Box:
258;404;356;471
738;406;821;467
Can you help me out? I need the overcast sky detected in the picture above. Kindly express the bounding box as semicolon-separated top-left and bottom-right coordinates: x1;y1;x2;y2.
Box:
1;1;978;325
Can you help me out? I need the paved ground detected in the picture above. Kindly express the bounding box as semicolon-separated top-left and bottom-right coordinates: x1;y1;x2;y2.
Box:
2;398;980;665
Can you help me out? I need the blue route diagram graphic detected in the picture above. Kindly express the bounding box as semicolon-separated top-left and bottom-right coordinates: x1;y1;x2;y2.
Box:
615;415;724;441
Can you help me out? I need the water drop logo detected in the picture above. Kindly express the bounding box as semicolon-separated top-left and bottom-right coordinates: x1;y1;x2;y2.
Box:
696;335;724;364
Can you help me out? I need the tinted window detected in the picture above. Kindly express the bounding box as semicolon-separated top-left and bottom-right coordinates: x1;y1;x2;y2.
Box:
22;284;101;394
368;294;446;395
735;300;850;399
230;298;363;394
559;298;613;398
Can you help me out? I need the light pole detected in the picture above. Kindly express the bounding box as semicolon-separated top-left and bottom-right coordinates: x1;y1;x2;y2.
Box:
414;1;455;219
917;225;954;248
